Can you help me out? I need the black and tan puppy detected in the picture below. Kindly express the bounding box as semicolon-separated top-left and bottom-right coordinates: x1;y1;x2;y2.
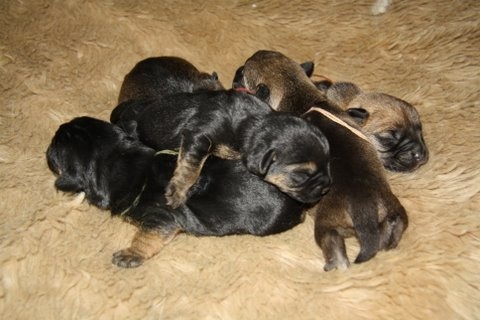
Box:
112;56;224;123
47;117;311;268
313;80;429;172
233;50;408;271
111;90;331;208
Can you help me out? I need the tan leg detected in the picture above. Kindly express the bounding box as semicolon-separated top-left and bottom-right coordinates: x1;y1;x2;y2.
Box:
165;152;208;208
112;228;179;268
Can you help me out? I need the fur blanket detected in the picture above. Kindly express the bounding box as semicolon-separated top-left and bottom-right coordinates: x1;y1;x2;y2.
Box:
1;1;479;318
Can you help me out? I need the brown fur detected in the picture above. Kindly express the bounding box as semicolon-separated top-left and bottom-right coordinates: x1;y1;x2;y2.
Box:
236;50;408;270
166;147;212;208
112;228;180;268
167;143;242;207
2;1;479;318
315;80;429;171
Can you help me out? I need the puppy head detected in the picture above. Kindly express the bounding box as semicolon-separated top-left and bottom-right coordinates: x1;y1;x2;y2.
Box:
46;117;136;208
345;92;429;172
243;113;331;204
232;50;316;110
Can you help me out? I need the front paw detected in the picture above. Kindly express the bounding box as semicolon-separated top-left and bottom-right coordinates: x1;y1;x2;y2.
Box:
165;182;187;209
112;249;144;268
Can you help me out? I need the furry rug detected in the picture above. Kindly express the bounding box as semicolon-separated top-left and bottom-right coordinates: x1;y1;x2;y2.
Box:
1;1;479;319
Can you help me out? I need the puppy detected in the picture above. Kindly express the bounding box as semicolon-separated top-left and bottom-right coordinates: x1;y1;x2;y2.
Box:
112;56;224;123
111;90;332;208
46;117;310;268
233;50;408;271
313;80;429;172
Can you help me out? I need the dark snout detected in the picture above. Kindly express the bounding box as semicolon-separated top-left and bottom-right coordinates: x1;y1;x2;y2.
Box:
392;138;429;172
294;173;332;204
266;170;332;205
411;140;429;166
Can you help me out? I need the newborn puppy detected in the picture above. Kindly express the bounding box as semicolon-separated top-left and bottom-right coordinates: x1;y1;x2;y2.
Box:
314;80;429;172
113;56;224;123
234;50;408;271
111;90;331;208
46;117;309;268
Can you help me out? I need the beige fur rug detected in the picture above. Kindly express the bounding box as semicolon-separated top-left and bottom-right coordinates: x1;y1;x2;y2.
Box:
1;1;479;319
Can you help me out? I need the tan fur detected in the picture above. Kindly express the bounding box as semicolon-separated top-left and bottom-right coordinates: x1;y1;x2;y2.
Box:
166;149;210;208
166;143;240;207
212;144;242;160
264;162;320;194
112;228;180;268
345;91;422;144
1;1;479;319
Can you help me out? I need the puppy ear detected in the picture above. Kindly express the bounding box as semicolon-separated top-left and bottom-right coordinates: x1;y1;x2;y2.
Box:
255;84;270;101
300;61;315;77
116;120;139;140
55;174;83;193
347;107;369;126
259;149;276;175
245;148;276;176
211;71;219;80
313;80;333;93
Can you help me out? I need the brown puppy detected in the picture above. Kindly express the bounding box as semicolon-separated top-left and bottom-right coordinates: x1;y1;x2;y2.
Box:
314;80;429;172
233;50;408;271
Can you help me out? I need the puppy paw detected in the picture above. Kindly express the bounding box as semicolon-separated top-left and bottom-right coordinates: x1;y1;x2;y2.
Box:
323;256;350;272
165;182;186;209
112;249;144;268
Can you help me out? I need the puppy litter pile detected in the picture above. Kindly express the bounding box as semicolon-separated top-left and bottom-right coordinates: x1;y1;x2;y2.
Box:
1;1;479;319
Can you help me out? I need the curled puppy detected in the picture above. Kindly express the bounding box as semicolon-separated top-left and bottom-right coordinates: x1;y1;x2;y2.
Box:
234;50;408;271
314;80;428;172
111;90;331;208
46;117;310;268
113;56;224;123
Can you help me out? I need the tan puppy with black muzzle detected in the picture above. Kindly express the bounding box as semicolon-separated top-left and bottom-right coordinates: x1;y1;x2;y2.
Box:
233;50;408;271
313;80;429;172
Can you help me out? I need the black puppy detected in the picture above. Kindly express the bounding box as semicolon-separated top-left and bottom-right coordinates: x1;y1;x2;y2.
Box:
47;117;308;268
111;90;331;208
113;56;224;125
118;56;224;103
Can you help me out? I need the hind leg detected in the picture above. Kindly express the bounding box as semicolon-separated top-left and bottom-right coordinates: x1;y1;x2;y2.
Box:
316;227;350;271
379;203;408;250
314;203;353;271
112;226;180;268
113;206;181;268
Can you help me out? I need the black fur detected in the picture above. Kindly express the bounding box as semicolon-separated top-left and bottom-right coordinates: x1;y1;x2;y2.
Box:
112;56;225;125
111;89;331;206
46;117;306;267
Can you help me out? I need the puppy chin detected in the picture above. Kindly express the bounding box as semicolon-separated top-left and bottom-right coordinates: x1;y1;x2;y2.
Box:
274;184;330;204
384;158;425;172
291;189;329;204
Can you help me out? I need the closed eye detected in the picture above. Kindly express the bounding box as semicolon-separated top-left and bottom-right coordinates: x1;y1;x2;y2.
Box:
290;171;311;185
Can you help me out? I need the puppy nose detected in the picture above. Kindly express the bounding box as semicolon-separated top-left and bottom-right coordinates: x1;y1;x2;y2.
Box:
320;186;330;196
317;175;332;195
411;149;427;163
